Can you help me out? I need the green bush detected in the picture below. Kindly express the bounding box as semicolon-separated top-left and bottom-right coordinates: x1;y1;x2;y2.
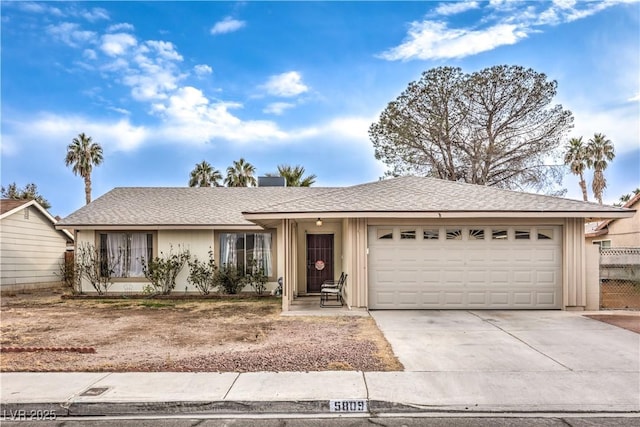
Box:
215;263;246;294
187;249;218;295
140;245;190;295
246;259;268;295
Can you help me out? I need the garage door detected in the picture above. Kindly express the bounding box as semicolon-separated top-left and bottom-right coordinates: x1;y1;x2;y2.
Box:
368;225;562;309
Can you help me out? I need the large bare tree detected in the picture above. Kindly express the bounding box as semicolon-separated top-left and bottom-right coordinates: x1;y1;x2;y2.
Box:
370;65;574;193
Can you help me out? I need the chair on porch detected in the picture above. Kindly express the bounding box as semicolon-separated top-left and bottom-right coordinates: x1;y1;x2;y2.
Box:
321;272;344;290
320;274;347;307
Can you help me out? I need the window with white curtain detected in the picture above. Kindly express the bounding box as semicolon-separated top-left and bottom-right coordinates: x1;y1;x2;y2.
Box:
99;232;153;278
219;232;273;276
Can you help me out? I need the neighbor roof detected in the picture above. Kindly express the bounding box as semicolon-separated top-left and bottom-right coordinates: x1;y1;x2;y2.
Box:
243;176;634;220
585;192;640;237
0;199;30;215
1;199;74;241
57;177;634;229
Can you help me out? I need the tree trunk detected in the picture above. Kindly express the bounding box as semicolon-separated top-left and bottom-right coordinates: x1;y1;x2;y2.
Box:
84;175;92;205
579;173;588;202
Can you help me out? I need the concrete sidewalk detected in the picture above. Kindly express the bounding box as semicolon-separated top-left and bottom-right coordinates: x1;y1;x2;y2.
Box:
2;369;639;417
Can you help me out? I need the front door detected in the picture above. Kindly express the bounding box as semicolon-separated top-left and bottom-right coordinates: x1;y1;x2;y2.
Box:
306;234;334;293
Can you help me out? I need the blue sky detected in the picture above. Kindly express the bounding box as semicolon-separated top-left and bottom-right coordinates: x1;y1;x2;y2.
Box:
1;1;639;217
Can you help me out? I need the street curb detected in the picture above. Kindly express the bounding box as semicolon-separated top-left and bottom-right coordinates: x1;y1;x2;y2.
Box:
2;401;640;418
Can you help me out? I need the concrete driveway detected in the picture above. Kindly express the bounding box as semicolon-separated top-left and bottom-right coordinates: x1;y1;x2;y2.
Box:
366;310;640;412
370;310;639;372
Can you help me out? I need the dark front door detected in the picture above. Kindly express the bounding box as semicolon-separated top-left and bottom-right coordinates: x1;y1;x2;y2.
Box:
306;234;334;293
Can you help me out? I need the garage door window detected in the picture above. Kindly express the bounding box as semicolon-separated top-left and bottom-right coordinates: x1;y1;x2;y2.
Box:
377;229;393;240
400;229;416;239
492;229;508;240
446;229;463;240
469;229;485;240
515;229;531;240
537;229;553;240
423;229;439;240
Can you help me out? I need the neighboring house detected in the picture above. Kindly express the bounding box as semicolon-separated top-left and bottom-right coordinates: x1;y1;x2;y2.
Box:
1;199;74;292
56;176;633;311
585;193;640;248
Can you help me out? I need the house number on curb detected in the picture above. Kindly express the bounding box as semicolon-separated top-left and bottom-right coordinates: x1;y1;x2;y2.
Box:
329;399;367;412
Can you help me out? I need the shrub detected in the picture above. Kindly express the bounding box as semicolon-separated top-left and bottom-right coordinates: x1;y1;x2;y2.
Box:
140;245;190;295
75;242;118;295
187;249;218;295
56;253;82;294
246;259;268;295
215;263;246;294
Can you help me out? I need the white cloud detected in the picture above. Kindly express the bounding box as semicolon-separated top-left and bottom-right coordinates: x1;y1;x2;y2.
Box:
570;106;640;155
83;49;97;60
16;2;63;17
628;93;640;102
107;23;135;33
379;21;527;61
210;17;246;35
100;33;137;57
381;0;639;61
46;22;97;47
81;7;110;22
144;40;183;61
261;71;309;97
7;113;149;152
108;107;131;115
263;102;295;115
194;64;213;77
151;86;288;143
434;1;479;16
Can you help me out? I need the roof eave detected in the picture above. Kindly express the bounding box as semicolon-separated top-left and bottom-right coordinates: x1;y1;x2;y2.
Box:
242;210;636;220
56;224;265;231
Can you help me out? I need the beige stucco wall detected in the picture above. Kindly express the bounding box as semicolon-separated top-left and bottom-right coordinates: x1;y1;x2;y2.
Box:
75;229;279;294
602;206;640;247
584;244;600;310
1;206;69;290
586;202;640;247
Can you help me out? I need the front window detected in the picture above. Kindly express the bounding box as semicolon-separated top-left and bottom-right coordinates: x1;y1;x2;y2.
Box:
100;232;153;277
220;233;273;276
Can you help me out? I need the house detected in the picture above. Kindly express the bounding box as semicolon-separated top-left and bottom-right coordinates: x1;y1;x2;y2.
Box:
56;176;634;311
585;193;640;248
1;199;74;293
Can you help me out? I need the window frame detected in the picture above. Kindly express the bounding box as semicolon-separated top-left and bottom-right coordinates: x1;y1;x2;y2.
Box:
218;231;276;279
97;231;156;281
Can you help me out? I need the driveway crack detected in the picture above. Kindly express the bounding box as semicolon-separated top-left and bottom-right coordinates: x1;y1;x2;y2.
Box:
468;311;574;371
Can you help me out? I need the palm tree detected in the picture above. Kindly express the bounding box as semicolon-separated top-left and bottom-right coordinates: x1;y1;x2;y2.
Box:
224;158;257;187
188;161;223;187
587;133;615;205
563;137;589;201
65;133;104;205
276;164;317;187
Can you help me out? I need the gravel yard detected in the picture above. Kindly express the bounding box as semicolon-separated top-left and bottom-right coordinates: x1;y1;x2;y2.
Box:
0;290;402;372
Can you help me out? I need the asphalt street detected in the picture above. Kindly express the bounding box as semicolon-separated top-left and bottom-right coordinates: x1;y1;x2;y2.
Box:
2;415;640;427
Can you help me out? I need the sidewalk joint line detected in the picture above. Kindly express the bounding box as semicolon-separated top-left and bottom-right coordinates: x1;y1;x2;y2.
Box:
62;372;113;409
467;311;574;372
222;373;240;400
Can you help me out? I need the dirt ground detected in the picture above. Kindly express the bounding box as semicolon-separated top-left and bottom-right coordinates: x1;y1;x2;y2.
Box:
585;314;640;334
0;290;403;372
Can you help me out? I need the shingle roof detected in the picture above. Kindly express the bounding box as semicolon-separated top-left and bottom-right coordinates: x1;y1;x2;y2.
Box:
0;199;30;215
244;176;632;215
57;177;633;228
57;187;333;227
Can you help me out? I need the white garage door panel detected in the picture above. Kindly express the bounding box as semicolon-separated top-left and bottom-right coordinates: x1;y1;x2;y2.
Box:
368;225;562;309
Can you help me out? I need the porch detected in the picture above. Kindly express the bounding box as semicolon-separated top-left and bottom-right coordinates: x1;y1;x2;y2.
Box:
281;295;369;317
